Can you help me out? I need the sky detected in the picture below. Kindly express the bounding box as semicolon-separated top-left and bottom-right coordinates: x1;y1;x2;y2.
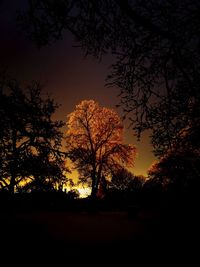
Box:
0;0;156;179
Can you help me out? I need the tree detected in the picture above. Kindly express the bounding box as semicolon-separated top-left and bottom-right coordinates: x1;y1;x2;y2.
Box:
109;168;145;198
147;147;200;193
0;75;67;193
65;100;136;199
16;155;69;193
67;189;80;200
110;168;135;192
19;0;200;155
146;101;200;193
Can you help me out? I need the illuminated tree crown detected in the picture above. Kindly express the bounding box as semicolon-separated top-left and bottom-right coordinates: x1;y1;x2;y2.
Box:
66;100;136;198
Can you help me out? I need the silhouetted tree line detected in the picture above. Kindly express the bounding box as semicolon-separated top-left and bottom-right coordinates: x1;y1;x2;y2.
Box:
0;190;80;211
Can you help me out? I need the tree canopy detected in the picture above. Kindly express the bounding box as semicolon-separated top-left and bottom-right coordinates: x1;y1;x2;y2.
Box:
109;167;145;192
0;74;67;193
147;121;200;193
19;0;200;155
65;100;136;198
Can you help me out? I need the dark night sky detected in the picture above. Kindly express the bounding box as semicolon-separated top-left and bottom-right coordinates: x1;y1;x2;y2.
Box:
0;0;155;177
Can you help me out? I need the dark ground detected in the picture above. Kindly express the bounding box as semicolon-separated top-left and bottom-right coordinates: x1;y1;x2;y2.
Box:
0;191;199;265
0;205;199;265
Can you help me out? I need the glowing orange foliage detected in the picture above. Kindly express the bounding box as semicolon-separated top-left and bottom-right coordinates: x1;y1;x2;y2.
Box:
66;100;136;197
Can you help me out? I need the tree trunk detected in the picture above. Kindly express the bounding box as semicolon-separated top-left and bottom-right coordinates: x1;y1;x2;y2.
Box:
9;174;15;194
90;163;98;200
91;176;98;200
89;176;98;213
9;130;17;194
95;163;103;197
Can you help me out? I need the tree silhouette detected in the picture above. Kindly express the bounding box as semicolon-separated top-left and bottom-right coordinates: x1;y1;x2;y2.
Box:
108;168;145;204
148;133;200;193
19;0;200;155
66;100;136;199
17;154;69;192
0;75;67;193
110;168;135;192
